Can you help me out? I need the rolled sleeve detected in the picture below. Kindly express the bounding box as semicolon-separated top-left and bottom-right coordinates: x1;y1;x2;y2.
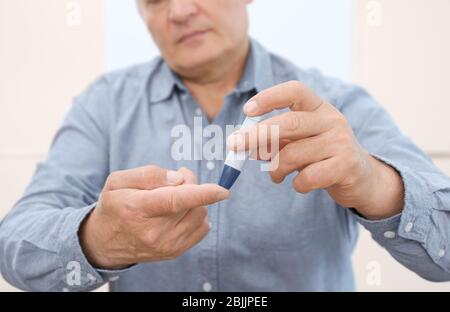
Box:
59;204;105;291
351;154;450;280
60;204;132;291
0;77;127;291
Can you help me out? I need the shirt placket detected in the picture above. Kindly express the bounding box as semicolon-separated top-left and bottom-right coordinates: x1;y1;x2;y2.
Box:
188;92;248;292
182;95;220;292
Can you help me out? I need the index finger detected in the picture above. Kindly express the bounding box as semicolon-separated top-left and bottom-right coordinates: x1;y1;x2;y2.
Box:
243;80;324;116
227;111;330;152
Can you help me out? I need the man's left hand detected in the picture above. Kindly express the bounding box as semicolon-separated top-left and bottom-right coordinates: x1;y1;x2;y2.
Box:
227;81;405;220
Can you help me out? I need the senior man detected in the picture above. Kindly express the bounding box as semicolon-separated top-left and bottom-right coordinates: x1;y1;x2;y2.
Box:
1;0;449;292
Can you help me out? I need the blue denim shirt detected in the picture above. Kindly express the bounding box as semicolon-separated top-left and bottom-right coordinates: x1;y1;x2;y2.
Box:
1;39;450;291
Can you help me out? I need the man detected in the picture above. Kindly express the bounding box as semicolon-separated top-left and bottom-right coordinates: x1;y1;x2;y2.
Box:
1;0;449;291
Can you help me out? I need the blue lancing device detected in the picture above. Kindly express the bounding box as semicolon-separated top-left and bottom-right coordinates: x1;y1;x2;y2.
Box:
219;116;263;189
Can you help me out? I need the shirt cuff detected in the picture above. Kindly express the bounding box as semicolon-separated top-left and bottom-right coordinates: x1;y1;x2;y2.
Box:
351;154;449;266
350;153;432;242
58;203;132;291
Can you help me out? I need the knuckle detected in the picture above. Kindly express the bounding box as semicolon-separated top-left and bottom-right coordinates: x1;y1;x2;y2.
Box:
341;139;357;158
293;183;303;194
293;177;308;194
333;115;351;132
106;171;120;189
287;80;305;103
201;222;210;236
301;170;315;189
343;168;359;186
287;80;304;92
142;231;159;248
270;170;283;184
141;165;159;180
145;165;159;173
205;217;211;229
282;112;301;131
122;199;139;219
128;239;142;260
348;153;362;171
194;222;210;241
178;166;192;175
331;113;347;125
282;144;299;165
99;191;112;209
334;131;350;146
273;163;289;181
165;193;178;215
195;206;208;220
124;199;139;212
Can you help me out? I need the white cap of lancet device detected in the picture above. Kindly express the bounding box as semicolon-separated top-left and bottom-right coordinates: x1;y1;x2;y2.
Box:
218;115;263;189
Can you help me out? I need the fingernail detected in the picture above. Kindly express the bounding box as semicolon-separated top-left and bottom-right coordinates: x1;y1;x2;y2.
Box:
166;170;184;185
227;132;245;150
243;100;258;115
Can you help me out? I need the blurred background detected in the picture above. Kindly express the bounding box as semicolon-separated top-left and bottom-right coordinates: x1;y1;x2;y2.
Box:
1;0;449;292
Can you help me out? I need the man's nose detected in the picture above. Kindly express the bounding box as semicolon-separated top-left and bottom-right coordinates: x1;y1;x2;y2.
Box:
169;0;199;23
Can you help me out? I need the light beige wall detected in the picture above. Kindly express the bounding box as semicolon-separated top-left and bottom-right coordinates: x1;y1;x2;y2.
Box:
1;0;450;293
352;0;450;154
0;0;105;292
352;0;450;291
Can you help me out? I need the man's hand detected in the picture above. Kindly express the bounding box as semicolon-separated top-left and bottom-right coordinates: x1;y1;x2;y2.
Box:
79;166;229;270
228;81;404;220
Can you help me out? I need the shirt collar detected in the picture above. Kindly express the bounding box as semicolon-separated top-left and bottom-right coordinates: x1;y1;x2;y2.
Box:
235;39;274;94
148;38;274;103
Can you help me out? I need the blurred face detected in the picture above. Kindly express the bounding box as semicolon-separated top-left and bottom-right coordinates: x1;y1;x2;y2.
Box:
137;0;251;76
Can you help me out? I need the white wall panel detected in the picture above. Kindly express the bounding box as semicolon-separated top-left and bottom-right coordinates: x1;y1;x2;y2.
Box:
0;0;105;292
352;0;450;154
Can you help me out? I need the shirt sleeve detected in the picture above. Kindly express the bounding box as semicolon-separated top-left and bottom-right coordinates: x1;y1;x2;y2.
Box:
0;77;123;291
332;79;450;282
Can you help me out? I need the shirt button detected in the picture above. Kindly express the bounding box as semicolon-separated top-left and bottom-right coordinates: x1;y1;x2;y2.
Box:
438;249;446;258
206;161;215;171
87;273;97;285
208;222;212;229
404;222;414;233
383;231;396;239
195;108;202;116
202;282;212;292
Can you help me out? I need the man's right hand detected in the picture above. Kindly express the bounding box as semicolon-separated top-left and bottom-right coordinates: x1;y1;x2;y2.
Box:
79;166;229;270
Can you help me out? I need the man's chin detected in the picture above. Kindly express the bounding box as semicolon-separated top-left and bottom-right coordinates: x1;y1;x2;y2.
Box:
172;52;222;75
